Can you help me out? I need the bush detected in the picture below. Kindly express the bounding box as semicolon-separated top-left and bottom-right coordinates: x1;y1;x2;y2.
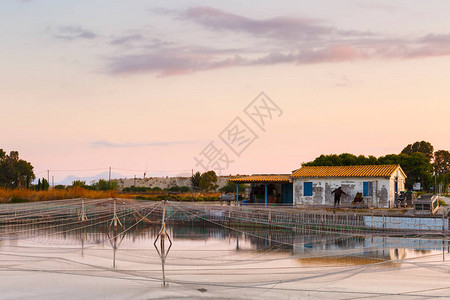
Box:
92;179;117;191
220;181;246;193
438;199;447;206
166;186;191;193
11;196;28;203
123;186;164;193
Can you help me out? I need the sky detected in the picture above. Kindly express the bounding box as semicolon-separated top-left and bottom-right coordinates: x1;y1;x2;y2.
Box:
1;0;449;182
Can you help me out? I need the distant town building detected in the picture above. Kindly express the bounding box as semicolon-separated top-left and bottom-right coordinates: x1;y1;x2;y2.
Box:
230;175;293;205
117;176;231;190
291;165;406;208
231;164;407;208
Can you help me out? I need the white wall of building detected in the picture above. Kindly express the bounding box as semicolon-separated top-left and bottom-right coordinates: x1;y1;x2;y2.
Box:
117;176;231;190
389;168;406;207
293;177;395;208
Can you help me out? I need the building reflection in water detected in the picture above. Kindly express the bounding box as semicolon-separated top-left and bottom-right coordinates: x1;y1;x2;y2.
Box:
3;222;449;268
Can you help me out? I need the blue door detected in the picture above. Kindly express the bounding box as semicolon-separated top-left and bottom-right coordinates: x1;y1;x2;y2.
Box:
281;183;293;205
394;179;398;206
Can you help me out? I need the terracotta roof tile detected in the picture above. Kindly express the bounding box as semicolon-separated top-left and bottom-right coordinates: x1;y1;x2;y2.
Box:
291;165;402;178
230;174;291;183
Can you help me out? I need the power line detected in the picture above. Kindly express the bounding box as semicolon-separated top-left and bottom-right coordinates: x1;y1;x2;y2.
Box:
112;167;191;173
34;167;192;174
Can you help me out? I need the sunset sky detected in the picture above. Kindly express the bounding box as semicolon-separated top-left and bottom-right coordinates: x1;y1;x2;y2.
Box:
1;0;449;182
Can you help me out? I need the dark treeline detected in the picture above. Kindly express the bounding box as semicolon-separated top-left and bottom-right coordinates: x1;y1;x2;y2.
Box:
303;141;449;192
122;186;190;193
125;170;221;193
0;149;35;188
69;179;118;191
191;170;218;191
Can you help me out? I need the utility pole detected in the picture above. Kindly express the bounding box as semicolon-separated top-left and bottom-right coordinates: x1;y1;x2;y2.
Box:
109;167;111;185
47;170;50;184
191;169;194;202
52;176;54;188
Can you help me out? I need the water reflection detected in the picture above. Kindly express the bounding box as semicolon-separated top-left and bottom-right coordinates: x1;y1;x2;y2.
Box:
106;228;126;268
2;221;450;299
154;236;171;287
0;222;448;267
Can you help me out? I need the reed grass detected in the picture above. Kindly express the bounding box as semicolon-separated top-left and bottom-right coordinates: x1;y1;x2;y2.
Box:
0;188;221;203
0;187;123;203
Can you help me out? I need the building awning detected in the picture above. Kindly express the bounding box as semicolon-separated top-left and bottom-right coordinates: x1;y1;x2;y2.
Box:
230;174;291;184
291;164;405;178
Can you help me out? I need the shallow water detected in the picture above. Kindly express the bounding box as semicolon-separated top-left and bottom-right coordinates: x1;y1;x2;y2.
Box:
1;223;450;299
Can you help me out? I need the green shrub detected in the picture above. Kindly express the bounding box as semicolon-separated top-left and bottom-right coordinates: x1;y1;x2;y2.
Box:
438;199;447;206
166;186;191;193
11;196;28;203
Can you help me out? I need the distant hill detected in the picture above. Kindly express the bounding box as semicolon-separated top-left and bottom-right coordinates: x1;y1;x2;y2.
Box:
56;171;126;186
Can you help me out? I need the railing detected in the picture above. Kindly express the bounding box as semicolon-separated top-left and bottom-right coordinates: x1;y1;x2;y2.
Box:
0;199;448;234
169;202;450;234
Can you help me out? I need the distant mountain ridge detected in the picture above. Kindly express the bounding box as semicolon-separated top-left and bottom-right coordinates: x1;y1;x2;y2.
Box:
56;171;125;186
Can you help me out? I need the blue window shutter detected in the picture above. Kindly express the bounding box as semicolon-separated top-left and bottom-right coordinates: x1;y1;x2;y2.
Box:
363;182;368;196
363;182;373;196
304;182;313;196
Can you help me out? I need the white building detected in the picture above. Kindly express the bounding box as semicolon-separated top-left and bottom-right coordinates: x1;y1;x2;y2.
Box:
292;165;406;208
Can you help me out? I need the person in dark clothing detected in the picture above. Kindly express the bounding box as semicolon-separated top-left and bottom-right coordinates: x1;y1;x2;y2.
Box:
331;187;346;207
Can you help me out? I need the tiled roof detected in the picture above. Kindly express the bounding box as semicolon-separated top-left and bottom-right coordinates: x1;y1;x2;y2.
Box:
230;174;291;183
291;165;402;178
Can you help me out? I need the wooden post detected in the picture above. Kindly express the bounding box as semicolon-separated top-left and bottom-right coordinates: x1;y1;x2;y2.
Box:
80;198;88;222
154;200;172;246
443;209;446;232
161;202;167;236
110;198;124;231
113;199;117;229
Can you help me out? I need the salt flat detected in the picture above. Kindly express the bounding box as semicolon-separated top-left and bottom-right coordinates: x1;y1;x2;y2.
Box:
1;225;450;299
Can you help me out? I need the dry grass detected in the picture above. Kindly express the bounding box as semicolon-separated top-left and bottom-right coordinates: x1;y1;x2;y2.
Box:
0;188;221;203
133;192;222;202
0;187;131;203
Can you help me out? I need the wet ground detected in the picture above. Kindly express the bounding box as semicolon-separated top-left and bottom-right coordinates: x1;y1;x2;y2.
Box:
1;223;450;299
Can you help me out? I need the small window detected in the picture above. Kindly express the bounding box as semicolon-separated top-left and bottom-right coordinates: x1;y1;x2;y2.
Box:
363;181;373;196
304;182;313;196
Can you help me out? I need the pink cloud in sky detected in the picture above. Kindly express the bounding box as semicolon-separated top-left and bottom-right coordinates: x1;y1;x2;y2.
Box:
181;6;337;40
53;26;98;40
3;2;449;181
45;6;450;76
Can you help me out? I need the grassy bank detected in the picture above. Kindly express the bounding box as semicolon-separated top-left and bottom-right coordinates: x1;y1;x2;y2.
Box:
0;188;221;203
0;187;121;203
133;192;221;202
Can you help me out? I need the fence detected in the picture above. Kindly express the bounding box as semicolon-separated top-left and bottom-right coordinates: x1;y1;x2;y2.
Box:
169;202;450;234
0;199;448;234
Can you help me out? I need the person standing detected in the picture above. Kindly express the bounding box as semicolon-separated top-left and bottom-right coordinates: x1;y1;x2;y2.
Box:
331;187;346;207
